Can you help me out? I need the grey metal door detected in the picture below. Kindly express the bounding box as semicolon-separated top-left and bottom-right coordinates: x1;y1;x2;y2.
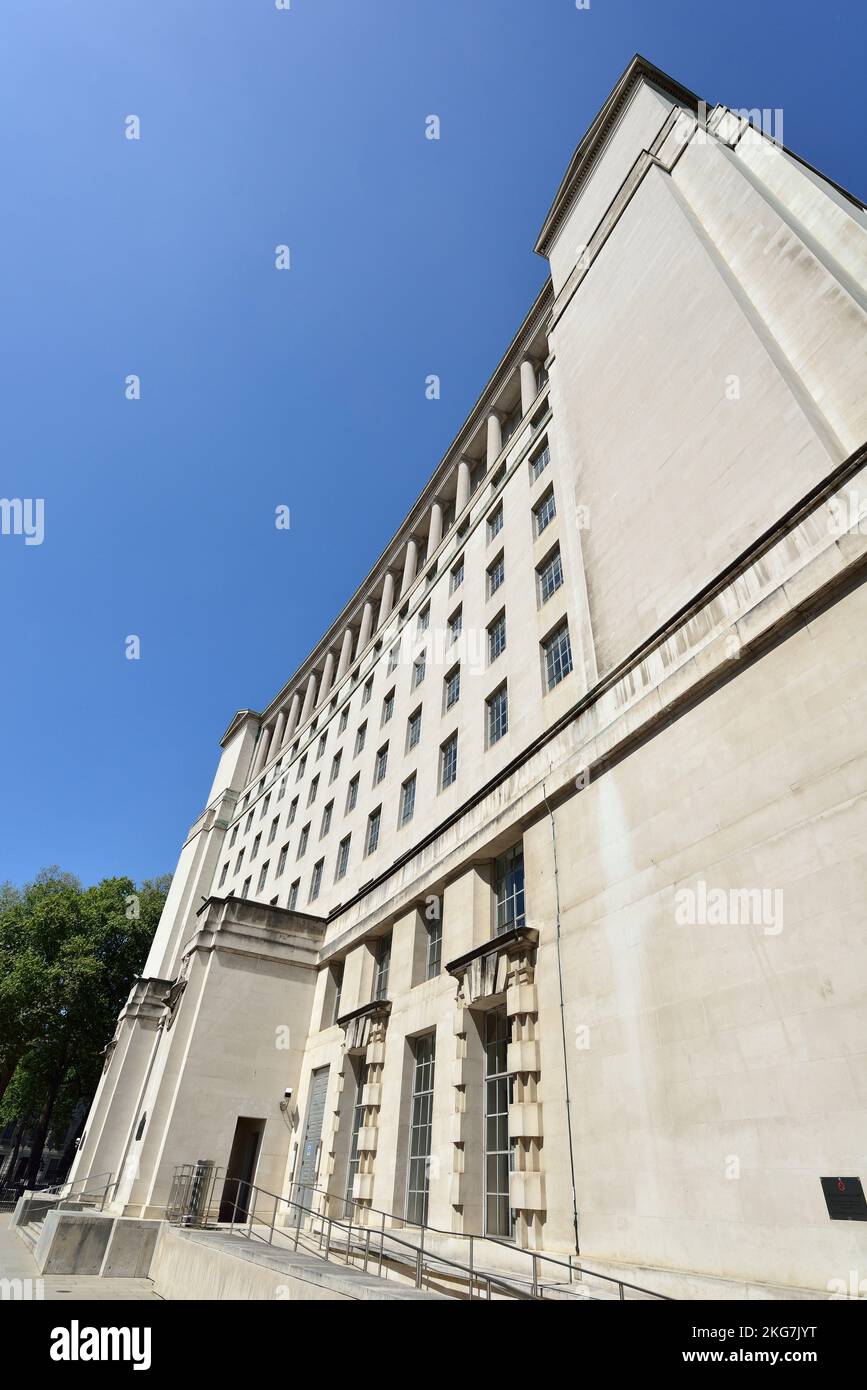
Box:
297;1066;329;1202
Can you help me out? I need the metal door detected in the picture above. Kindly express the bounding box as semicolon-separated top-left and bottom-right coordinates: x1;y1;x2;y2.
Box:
296;1066;329;1204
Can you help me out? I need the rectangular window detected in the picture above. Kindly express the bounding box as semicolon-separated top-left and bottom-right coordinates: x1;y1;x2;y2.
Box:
537;546;563;604
487;503;503;543
399;773;416;826
361;677;373;707
288;795;298;826
277;774;287;802
218;862;229;888
382;689;394;725
268;816;279;846
365;806;381;856
297;823;310;858
309;859;323;902
405;1033;436;1226
229;824;239;848
373;743;389;785
495;845;525;934
543;621;573;691
346;772;360;813
487;610;506;663
412;652;426;688
417;604;430;635
296;753;307;782
485;1007;514;1237
448;607;462;646
529;440;550;483
288;879;300;910
277;843;289;877
426;901;442;979
388;643;400;675
355;722;367;756
241;876;251;900
235;849;244;874
339;705;350;733
450;558;464;593
307;774;319;806
332;963;344;1023
257;861;269;894
406;707;421;752
487;684;509;746
330;750;342;784
374;932;391;1000
444;665;460;711
440;733;458;790
346;1062;365;1201
251;832;261;861
533;486;556;537
320;800;333;838
317;733;327;760
245;811;254;833
487;551;505;598
260;793;271;820
335;834;351;881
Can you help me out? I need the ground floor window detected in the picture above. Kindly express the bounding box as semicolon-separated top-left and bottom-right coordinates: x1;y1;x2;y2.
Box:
405;1033;436;1225
345;1063;365;1206
484;1007;514;1237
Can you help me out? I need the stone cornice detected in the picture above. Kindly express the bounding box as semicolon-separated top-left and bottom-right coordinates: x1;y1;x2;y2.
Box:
534;53;702;258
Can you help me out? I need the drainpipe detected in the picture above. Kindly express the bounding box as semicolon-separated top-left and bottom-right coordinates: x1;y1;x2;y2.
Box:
543;781;580;1256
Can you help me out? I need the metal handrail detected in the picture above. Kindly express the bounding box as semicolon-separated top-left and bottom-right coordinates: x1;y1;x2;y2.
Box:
14;1170;119;1213
166;1163;669;1301
287;1177;671;1301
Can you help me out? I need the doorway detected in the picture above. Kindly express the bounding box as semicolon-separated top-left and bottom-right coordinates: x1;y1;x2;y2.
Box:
219;1116;265;1223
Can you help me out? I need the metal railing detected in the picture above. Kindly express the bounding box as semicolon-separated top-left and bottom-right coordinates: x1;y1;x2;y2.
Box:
29;1169;119;1211
166;1163;671;1301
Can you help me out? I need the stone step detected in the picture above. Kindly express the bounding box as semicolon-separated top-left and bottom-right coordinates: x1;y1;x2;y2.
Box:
16;1220;44;1253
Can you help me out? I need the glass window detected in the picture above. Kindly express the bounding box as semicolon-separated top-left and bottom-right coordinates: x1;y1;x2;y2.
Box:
320;800;333;838
382;689;394;725
374;932;391;999
230;824;239;848
537;547;563;604
487;504;503;542
346;773;360;813
529;441;550;483
288;879;299;910
426;900;442;979
330;750;342;784
450;558;464;593
307;774;319;806
374;743;389;785
241;876;251;900
399;774;416;826
413;652;426;688
317;733;327;760
332;963;344;1023
335;835;351;881
257;861;269;894
533;487;556;537
251;832;261;861
440;733;458;790
218;862;229;888
487;684;509;745
260;793;271;820
296;753;307;783
405;1033;436;1226
406;707;422;752
484;1007;514;1237
297;823;310;858
487;551;505;598
444;665;460;711
235;850;244;874
277;843;289;877
268;816;279;846
388;644;400;675
543;622;573;691
495;845;525;934
417;604;430;635
309;859;323;902
448;608;462;646
339;705;350;733
366;806;381;856
277;774;287;802
488;610;506;663
288;795;298;825
355;722;367;756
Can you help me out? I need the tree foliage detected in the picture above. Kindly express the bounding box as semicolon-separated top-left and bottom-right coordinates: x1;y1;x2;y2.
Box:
0;867;169;1182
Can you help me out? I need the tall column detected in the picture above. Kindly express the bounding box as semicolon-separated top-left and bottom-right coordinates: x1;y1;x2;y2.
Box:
336;627;354;682
319;650;336;702
356;601;374;658
376;571;396;628
400;538;419;596
284;691;302;743
251;723;273;777
270;708;287;759
425;500;444;561
519;358;538;415
486;410;503;467
300;670;318;725
455;459;471;515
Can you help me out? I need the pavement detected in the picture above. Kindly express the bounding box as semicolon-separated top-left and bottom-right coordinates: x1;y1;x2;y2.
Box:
0;1214;161;1301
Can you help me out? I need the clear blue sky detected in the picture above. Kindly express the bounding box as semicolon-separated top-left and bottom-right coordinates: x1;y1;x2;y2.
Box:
1;0;863;889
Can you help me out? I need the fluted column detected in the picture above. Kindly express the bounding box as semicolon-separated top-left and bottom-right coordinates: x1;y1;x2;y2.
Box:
356;601;375;658
486;410;503;467
251;723;273;777
400;538;419;596
455;459;471;514
377;571;396;628
300;670;318;724
425;501;444;561
284;691;302;743
520;358;538;415
270;708;287;758
319;649;336;701
336;626;354;681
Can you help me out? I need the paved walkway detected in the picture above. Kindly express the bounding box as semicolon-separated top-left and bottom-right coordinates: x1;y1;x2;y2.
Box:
0;1214;161;1301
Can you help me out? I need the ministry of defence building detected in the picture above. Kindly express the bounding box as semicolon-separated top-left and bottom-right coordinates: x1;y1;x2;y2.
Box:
71;57;867;1299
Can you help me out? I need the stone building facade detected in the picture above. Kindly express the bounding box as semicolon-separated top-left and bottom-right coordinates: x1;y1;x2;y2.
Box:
70;56;867;1298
